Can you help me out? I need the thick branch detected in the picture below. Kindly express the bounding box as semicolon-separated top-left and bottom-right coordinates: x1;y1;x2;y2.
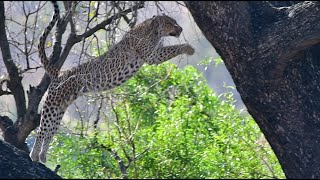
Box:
0;1;26;118
0;140;61;179
0;116;13;132
248;1;290;33
22;74;51;142
257;1;320;78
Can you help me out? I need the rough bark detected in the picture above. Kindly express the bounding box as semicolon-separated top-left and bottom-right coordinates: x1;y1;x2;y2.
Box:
0;140;61;179
185;1;320;179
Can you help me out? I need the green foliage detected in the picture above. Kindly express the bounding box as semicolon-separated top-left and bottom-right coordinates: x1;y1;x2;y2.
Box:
90;39;109;57
48;63;284;179
198;56;223;67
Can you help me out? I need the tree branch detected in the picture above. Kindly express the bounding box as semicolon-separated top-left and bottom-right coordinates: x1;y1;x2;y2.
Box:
20;2;73;139
0;78;11;96
15;2;74;146
50;2;67;68
0;1;26;119
0;90;11;96
257;1;320;78
93;98;103;129
76;2;144;42
99;144;128;179
113;1;138;28
23;74;50;140
0;140;61;179
0;116;13;132
58;2;145;72
248;1;290;33
64;1;76;34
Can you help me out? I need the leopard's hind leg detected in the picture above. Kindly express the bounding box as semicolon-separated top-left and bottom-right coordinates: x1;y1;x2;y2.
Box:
30;104;66;163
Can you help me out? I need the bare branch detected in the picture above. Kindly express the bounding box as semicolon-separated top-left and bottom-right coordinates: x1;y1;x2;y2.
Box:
133;147;150;161
175;1;186;7
110;95;124;139
0;78;11;96
93;97;103;129
20;66;42;74
58;2;144;69
0;91;11;96
28;1;43;59
64;1;76;34
113;2;137;28
77;2;144;41
0;1;26;118
101;144;128;179
22;2;30;69
0;116;13;133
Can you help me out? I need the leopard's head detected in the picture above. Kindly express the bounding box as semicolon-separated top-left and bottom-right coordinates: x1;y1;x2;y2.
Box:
150;15;183;38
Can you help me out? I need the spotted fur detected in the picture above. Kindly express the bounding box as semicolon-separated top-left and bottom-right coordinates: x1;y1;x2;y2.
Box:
30;2;195;163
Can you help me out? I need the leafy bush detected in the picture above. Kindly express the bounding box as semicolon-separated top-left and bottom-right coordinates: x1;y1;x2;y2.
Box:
48;63;284;179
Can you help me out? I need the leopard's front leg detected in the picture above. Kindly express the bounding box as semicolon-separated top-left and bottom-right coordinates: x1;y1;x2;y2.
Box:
146;44;195;65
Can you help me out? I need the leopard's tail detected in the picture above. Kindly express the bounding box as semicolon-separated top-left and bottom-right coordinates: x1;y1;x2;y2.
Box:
38;1;60;77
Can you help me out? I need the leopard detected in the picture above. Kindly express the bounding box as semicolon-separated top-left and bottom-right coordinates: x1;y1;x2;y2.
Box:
30;1;195;163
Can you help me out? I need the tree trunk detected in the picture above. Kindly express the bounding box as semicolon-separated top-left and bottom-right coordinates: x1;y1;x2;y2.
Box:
185;1;320;179
0;139;61;179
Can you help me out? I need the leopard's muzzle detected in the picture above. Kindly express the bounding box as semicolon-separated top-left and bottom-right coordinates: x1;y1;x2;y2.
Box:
169;25;182;37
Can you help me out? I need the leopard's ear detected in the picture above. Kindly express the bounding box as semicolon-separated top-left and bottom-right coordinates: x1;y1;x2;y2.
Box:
150;15;160;26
